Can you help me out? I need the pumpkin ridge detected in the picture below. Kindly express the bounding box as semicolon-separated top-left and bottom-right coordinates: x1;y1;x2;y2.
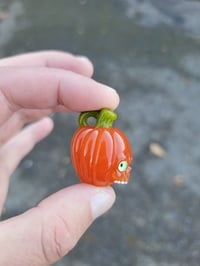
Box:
83;129;99;183
71;128;84;176
92;129;114;186
93;129;102;185
110;128;116;183
72;127;92;181
78;128;93;182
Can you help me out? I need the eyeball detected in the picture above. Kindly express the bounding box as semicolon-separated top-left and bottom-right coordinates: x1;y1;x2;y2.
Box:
118;161;128;172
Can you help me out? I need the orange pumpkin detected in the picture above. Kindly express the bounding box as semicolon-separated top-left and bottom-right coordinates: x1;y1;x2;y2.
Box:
71;109;133;186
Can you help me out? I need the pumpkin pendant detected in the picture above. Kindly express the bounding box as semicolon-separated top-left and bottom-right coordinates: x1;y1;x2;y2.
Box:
71;108;133;186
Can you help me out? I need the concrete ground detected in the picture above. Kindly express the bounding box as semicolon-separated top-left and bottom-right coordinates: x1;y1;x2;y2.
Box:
1;0;200;265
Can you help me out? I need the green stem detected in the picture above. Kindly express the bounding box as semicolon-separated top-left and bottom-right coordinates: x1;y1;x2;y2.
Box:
95;108;117;128
78;108;117;128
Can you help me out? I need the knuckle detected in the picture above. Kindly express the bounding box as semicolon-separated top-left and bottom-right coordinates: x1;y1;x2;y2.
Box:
40;213;77;264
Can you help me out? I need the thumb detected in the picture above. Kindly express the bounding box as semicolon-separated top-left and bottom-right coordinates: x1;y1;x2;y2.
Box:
0;184;115;266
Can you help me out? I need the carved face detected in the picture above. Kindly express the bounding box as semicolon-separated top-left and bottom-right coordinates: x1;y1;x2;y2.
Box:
112;160;132;184
71;127;133;186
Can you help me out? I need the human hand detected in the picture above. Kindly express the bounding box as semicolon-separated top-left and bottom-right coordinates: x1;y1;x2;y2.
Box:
0;51;119;265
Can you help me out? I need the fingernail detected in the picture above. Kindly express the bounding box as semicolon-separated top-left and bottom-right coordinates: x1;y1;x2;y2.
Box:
76;56;94;76
105;85;118;95
103;86;120;109
91;188;116;220
76;55;91;63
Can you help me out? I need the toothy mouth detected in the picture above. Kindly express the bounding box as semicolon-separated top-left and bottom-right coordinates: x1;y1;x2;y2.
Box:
114;180;128;184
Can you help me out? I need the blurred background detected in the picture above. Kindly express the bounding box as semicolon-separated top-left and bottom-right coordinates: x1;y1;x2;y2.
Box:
1;0;200;265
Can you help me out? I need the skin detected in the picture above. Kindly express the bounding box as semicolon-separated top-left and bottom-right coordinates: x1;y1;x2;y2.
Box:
0;50;119;266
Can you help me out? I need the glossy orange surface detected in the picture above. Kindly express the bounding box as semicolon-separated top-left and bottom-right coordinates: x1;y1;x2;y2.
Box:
71;126;133;186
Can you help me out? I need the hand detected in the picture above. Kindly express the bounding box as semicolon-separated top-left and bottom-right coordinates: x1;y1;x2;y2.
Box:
0;51;119;265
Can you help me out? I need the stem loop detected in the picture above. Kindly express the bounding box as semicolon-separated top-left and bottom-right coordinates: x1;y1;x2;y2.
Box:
78;108;117;128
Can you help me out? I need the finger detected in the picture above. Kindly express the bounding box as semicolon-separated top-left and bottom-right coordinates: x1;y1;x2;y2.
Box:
0;184;116;265
0;117;53;211
0;50;94;77
0;67;119;125
0;113;24;145
0;109;51;144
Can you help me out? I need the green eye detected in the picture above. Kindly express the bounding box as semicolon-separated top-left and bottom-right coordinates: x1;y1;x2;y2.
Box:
118;161;128;172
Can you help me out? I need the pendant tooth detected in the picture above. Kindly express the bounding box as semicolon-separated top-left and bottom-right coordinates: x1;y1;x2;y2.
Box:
114;180;128;184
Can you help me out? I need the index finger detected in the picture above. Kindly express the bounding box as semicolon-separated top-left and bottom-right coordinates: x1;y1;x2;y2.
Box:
0;67;119;124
